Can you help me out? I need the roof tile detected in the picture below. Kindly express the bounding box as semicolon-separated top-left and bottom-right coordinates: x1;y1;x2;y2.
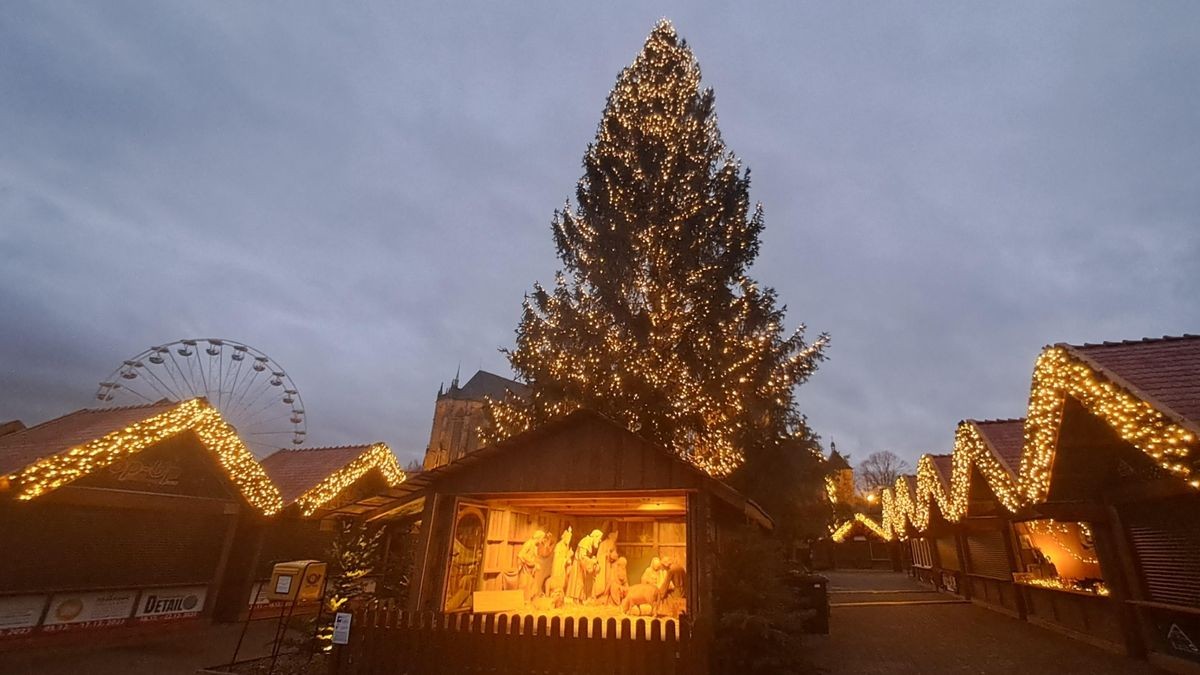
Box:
970;418;1026;474
260;445;375;504
1066;334;1200;428
0;402;177;476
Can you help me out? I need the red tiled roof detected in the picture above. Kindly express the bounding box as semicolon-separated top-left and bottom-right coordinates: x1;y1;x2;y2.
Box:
929;454;953;487
1065;335;1200;430
970;418;1026;475
0;402;177;476
260;445;375;504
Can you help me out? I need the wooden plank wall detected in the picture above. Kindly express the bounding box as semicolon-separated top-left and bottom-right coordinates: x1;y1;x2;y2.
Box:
335;602;707;675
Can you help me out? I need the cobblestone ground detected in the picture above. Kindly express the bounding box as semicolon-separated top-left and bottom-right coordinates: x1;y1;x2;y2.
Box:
807;570;1163;674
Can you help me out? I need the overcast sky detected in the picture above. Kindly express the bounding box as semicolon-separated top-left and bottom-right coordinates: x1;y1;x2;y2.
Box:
2;2;1197;468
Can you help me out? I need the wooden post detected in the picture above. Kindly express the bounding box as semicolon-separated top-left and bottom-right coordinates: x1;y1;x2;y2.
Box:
1102;504;1148;658
1000;520;1027;619
408;495;439;613
954;530;971;599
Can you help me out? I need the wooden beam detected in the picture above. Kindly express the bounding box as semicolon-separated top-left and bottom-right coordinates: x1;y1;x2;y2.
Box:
41;484;237;515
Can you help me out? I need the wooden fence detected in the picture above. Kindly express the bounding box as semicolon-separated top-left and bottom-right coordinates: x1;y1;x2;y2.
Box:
334;602;707;675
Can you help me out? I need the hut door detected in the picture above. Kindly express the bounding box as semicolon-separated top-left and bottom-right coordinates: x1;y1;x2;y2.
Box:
443;499;488;613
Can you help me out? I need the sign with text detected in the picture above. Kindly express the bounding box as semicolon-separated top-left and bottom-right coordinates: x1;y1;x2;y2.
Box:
134;586;207;622
332;612;352;645
248;581;273;608
0;595;47;637
42;590;136;632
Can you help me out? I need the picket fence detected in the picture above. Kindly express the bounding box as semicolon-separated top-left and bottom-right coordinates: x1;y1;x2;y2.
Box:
334;602;707;675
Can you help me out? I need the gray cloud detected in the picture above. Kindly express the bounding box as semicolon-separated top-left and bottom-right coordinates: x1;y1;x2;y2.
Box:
2;1;1197;468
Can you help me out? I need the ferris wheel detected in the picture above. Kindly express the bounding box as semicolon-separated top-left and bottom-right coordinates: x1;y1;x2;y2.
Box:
97;338;306;455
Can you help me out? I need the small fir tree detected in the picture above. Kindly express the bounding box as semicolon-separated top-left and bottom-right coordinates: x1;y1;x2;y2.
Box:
485;20;828;476
315;519;382;651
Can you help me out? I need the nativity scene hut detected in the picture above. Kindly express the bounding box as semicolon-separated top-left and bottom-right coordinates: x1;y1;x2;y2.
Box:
329;409;772;627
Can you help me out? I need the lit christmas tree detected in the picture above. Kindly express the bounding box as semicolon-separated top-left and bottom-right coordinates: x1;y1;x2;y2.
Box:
486;20;828;476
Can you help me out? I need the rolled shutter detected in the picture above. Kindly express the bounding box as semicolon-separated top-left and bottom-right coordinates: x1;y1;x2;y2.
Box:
1127;507;1200;608
965;530;1012;580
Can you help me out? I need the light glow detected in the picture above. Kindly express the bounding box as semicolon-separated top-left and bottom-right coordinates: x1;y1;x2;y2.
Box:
5;398;284;515
847;344;1198;542
293;443;406;517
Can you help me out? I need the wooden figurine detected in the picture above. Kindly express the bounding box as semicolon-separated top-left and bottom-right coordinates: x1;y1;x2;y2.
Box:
546;527;574;596
516;530;545;602
591;530;619;601
567;529;603;603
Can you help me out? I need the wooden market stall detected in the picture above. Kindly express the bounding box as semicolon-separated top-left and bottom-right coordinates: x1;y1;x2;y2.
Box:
829;514;896;570
0;400;281;646
957;420;1024;617
220;443;405;620
1025;336;1200;669
864;334;1200;671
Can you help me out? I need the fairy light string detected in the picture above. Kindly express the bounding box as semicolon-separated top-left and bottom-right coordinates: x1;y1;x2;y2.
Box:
5;398;284;515
293;443;406;517
843;344;1198;542
480;19;828;477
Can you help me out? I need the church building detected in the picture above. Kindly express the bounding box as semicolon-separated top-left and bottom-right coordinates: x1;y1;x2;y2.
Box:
422;370;528;471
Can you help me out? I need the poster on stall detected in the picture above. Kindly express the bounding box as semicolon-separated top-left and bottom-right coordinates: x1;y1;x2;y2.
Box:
0;595;47;637
134;586;207;622
41;590;137;632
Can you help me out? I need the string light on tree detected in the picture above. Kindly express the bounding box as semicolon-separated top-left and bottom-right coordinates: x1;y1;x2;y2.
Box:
482;19;827;477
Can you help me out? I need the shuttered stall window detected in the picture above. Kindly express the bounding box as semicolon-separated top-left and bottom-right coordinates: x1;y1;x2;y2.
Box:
1;503;230;592
966;529;1012;580
935;536;961;570
1126;502;1200;609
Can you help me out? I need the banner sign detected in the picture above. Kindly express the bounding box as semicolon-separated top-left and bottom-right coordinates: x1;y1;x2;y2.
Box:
41;590;137;632
134;586;207;622
0;595;47;637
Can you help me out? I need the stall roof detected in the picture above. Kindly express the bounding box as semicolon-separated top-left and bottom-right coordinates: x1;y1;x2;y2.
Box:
261;443;404;516
968;418;1026;477
0;401;176;476
328;409;773;529
1065;335;1200;431
264;444;377;504
929;454;953;488
0;398;283;514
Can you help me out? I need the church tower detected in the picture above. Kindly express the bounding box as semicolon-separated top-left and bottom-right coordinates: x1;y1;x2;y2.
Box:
422;370;529;470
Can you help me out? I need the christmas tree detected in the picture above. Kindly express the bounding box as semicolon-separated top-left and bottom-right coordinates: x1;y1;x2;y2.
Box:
486;20;828;476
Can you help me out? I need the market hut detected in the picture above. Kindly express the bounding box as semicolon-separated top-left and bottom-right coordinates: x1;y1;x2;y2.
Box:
829;513;894;569
340;409;771;627
221;443;405;619
1020;336;1200;668
910;454;962;592
955;419;1024;617
0;399;280;643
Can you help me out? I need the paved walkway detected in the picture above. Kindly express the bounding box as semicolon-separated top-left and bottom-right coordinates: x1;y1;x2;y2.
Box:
808;570;1162;674
0;620;292;675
